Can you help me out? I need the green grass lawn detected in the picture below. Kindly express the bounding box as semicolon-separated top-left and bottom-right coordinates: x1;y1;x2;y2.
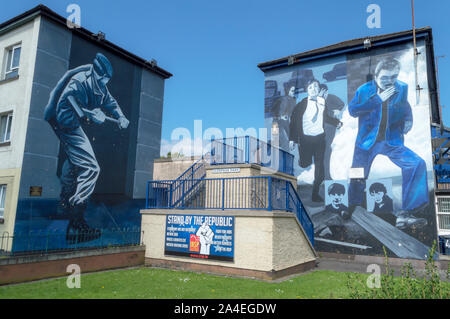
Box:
0;268;362;299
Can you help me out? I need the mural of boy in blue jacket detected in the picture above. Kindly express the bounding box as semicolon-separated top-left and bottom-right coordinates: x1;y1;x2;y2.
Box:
44;53;130;244
348;57;428;230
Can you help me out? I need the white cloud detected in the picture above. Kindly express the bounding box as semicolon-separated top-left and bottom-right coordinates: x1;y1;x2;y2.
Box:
160;137;208;158
297;166;315;185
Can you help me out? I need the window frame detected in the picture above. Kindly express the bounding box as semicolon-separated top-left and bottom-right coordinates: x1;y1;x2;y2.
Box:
0;111;13;144
436;196;450;233
0;184;6;219
4;44;21;80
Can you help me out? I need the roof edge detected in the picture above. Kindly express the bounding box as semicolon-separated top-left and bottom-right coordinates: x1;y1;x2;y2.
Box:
258;27;432;72
0;4;173;79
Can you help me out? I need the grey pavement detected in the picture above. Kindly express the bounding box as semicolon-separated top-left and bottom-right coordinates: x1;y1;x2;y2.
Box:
315;256;449;280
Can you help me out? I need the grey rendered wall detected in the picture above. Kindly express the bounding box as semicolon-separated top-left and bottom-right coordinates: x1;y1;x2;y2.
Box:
132;69;165;198
19;18;71;199
20;17;165;200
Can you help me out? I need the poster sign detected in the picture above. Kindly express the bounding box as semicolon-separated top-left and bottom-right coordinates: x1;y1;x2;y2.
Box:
165;214;234;261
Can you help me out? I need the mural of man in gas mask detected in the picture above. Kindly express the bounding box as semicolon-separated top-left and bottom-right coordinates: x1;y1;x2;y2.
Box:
44;53;130;244
348;57;428;230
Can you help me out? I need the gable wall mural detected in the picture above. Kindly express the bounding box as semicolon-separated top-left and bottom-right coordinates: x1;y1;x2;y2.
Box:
264;37;438;259
12;19;164;251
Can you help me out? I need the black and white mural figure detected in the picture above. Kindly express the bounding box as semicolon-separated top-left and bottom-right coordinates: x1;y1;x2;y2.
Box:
321;84;345;180
325;182;349;216
314;181;351;240
271;85;296;150
368;181;393;213
44;53;130;244
347;57;428;229
289;79;339;202
366;180;396;226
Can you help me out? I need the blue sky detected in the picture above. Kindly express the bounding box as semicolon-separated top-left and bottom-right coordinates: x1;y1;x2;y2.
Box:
2;0;450;153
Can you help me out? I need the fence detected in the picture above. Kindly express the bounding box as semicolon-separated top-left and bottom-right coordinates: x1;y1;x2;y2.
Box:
210;136;294;175
176;157;207;181
0;227;143;256
146;176;314;245
147;176;269;210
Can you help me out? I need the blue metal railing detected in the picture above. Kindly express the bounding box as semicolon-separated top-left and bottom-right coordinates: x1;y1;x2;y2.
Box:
210;136;294;175
147;176;268;210
145;176;314;245
432;126;450;183
176;157;206;181
1;227;143;256
285;181;315;247
172;158;206;206
146;157;207;209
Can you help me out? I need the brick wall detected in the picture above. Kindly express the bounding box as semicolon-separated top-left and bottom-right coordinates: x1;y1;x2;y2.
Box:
0;246;145;285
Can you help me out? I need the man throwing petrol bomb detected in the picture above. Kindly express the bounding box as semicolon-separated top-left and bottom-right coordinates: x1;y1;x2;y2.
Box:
44;53;129;244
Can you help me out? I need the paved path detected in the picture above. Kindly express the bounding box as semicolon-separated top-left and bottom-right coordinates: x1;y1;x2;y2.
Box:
315;256;449;280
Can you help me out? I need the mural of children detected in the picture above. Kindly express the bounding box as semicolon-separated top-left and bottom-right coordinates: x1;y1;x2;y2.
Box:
314;181;351;238
326;182;350;217
368;182;396;226
369;182;393;213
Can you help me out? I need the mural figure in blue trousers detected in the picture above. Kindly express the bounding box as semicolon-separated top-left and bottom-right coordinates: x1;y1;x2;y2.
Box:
44;53;129;244
348;57;428;229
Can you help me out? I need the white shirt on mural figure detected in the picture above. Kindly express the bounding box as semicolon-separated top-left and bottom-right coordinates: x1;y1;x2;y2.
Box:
196;222;214;255
302;96;325;136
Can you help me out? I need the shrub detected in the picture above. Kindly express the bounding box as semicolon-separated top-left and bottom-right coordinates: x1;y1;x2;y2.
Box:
346;241;450;299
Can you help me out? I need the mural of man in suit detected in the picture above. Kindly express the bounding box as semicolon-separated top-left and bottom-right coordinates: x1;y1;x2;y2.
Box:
348;57;428;229
44;53;130;244
320;83;345;180
289;79;339;202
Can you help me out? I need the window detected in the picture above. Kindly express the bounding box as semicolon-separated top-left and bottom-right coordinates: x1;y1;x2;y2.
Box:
4;44;21;80
438;197;450;212
0;184;6;218
0;112;12;144
437;197;450;231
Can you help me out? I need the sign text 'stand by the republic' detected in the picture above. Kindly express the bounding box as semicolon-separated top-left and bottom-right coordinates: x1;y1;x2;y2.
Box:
165;215;235;261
